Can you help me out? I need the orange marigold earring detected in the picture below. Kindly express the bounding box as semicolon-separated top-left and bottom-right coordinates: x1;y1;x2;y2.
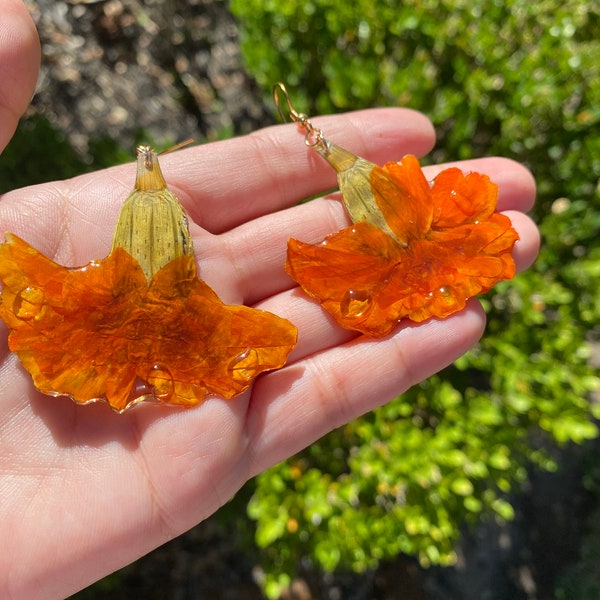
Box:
0;145;297;412
275;83;519;338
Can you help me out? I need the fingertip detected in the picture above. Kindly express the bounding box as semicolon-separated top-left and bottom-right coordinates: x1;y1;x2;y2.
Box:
505;210;541;272
0;0;41;153
397;107;437;158
489;157;537;213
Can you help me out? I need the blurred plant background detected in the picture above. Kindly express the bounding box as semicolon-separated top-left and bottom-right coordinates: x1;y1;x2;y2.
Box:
6;1;600;599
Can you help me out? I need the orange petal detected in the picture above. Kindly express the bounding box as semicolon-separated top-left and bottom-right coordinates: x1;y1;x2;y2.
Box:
287;155;519;336
372;156;433;242
287;224;405;337
0;235;297;412
143;255;298;404
430;168;498;227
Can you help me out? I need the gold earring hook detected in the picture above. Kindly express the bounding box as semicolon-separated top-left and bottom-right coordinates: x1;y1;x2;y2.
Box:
273;82;300;124
273;82;327;150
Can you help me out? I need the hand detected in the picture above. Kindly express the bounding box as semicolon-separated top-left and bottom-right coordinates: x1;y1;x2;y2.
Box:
0;3;540;598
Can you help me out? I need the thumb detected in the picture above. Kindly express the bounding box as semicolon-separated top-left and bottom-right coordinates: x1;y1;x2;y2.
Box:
0;0;40;154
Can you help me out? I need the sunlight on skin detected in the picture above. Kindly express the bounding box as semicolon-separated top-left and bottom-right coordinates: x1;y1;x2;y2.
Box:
0;3;540;598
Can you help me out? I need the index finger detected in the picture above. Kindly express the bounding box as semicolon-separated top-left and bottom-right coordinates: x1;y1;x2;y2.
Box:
0;108;435;257
164;107;436;233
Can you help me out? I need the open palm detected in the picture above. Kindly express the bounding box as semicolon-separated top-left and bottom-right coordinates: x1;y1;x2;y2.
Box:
0;4;540;599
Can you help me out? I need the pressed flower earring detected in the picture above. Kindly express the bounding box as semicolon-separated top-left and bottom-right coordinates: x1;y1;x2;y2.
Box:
0;145;297;412
274;83;519;338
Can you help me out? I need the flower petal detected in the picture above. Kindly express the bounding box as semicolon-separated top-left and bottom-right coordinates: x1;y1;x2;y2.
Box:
373;156;433;242
0;234;297;412
431;168;498;226
287;154;519;336
287;223;404;337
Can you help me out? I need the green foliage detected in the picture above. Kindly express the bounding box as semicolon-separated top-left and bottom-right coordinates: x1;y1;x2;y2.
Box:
67;571;125;600
248;379;523;593
231;0;600;595
0;114;88;192
0;113;149;193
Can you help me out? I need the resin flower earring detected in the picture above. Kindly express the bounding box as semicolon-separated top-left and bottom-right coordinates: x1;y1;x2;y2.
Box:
0;145;297;412
274;83;519;338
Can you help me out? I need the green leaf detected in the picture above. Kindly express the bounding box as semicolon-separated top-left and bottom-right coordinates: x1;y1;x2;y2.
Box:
450;477;474;497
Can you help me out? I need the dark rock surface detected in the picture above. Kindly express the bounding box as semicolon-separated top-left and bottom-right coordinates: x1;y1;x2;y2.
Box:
27;0;272;158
